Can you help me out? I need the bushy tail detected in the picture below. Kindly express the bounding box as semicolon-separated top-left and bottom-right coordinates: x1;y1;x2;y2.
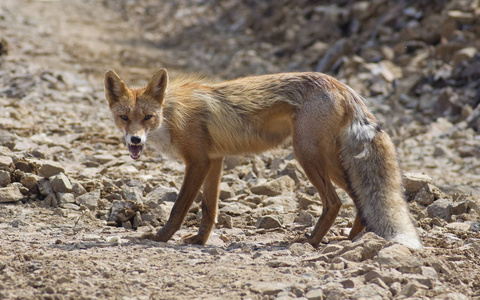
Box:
340;93;422;249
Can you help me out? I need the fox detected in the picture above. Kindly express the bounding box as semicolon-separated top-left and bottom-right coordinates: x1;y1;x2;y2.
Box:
104;68;423;249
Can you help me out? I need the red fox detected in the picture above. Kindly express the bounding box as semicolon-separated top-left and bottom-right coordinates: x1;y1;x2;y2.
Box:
104;69;423;249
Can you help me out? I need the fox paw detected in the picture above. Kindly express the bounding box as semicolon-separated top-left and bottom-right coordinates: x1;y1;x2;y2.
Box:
140;232;169;242
291;235;320;248
181;233;207;245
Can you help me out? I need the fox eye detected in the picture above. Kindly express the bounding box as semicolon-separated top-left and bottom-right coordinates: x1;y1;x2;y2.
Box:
120;115;128;121
144;115;154;121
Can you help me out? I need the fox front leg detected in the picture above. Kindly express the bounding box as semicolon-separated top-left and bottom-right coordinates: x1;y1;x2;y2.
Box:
182;158;223;245
142;159;211;243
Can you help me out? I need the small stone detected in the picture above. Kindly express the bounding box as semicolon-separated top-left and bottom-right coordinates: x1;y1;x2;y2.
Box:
294;211;315;226
219;202;252;215
145;185;178;203
414;186;434;205
250;282;288;296
370;277;389;290
305;288;323;300
216;213;233;229
219;182;234;200
0;156;13;170
447;10;474;23
92;154;116;164
250;175;295;196
0;170;11;186
340;278;362;289
50;173;72;193
360;232;387;260
339;248;363;262
403;173;432;194
340;232;386;262
121;186;143;202
20;174;40;194
132;211;143;228
0;185;24;202
57;193;75;205
289;242;315;256
352;283;389;299
390;282;402;296
420;266;438;279
14;160;35;173
445;222;471;231
76;189;100;210
400;281;427;297
373;244;423;271
72;182;87;196
38;161;65;178
451;201;469;215
37;178;54;197
109;200;130;222
427;198;453;221
297;194;321;209
262;195;297;212
471;222;480;232
42;193;58;207
255;215;283;229
434;293;469;300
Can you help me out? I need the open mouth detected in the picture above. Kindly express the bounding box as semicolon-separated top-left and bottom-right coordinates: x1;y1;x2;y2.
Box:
128;144;143;160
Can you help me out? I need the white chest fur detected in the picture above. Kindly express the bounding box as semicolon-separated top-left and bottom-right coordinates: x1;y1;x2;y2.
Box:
148;125;179;159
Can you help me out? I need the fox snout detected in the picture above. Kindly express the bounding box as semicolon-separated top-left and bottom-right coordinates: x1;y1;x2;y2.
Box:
130;135;142;145
125;133;147;160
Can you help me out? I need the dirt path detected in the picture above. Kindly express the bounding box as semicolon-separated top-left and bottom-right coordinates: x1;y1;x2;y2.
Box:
1;1;480;299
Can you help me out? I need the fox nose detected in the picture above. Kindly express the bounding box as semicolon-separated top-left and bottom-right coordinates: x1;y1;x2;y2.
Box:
130;136;142;144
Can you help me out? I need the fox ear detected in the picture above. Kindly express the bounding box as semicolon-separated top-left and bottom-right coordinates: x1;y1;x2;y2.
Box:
104;70;130;106
143;68;169;103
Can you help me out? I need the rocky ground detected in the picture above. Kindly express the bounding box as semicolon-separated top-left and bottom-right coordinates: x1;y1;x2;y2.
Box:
1;0;480;299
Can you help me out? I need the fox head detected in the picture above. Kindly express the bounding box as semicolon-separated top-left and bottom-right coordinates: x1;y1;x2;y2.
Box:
104;68;168;160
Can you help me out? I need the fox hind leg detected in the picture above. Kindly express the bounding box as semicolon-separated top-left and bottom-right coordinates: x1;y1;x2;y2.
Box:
348;213;365;239
292;139;342;247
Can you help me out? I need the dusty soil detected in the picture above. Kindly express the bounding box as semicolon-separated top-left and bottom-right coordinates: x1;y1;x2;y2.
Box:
1;0;480;299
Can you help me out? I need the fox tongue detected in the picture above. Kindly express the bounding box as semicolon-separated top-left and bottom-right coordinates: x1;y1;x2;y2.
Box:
128;144;143;160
